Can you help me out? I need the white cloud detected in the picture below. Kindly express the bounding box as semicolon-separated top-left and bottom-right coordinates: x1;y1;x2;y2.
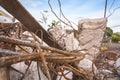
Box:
20;0;43;7
1;0;120;32
28;6;119;32
107;9;120;32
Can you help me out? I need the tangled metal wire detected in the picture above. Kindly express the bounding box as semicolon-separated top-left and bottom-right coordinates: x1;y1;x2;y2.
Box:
0;22;88;80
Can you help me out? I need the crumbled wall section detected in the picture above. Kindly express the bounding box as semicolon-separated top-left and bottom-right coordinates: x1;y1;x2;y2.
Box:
77;18;107;60
2;18;107;80
48;18;107;80
48;26;81;51
76;18;107;79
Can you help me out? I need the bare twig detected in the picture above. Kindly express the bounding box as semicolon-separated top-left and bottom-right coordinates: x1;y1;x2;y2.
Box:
108;0;116;16
48;0;76;30
107;6;120;18
57;0;74;29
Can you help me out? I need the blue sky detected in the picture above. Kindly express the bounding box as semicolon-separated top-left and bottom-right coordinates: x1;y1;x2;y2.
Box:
0;0;120;32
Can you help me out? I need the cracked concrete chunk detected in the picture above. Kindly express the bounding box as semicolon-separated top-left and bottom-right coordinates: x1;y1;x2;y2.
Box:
78;18;107;30
48;26;81;51
78;58;97;74
78;18;107;59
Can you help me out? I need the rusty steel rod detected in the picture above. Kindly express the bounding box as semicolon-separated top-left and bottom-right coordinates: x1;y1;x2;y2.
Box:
0;0;62;49
0;36;84;56
0;52;85;67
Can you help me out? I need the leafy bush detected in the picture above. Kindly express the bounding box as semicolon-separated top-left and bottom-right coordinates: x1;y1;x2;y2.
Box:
112;33;120;42
105;27;113;37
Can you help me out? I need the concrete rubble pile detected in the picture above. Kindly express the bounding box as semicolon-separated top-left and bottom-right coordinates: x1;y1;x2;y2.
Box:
0;15;120;80
48;18;120;80
0;1;120;79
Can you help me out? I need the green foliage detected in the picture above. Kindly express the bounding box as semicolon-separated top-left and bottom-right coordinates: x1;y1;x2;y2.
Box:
111;33;120;42
48;20;60;27
105;27;113;37
52;20;60;27
103;27;113;42
103;27;120;43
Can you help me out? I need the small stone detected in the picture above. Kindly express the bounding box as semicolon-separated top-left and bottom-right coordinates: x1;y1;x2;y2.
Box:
100;69;113;75
115;58;120;68
78;58;97;74
107;60;115;66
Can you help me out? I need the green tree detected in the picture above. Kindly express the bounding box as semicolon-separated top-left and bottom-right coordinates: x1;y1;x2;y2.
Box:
112;33;120;42
105;27;113;37
103;27;113;42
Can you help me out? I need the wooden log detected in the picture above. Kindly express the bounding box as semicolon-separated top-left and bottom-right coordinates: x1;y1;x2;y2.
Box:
0;0;62;49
